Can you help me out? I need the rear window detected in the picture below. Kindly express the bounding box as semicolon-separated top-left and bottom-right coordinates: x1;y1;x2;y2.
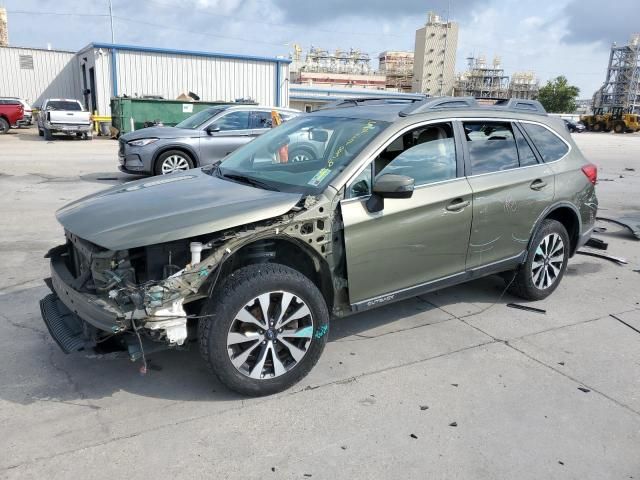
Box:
521;123;569;162
463;121;519;175
46;101;82;111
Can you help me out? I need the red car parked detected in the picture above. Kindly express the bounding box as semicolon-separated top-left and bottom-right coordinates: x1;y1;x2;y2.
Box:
0;99;24;134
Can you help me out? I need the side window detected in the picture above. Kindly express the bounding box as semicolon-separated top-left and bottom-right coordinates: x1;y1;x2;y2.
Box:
513;125;539;167
250;111;272;129
521;123;569;162
463;121;519;175
348;164;373;198
213;111;250;131
376;122;457;186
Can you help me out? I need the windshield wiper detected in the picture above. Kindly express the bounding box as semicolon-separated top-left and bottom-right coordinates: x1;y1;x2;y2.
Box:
220;172;279;191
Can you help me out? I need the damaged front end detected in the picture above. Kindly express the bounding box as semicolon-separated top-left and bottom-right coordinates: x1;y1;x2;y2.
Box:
40;192;346;360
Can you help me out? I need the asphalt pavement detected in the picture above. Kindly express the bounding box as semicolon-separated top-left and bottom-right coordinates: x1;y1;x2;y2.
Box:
0;128;639;479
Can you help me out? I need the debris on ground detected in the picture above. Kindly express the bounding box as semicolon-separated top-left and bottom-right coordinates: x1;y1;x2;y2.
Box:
341;445;348;450
410;433;418;439
578;387;591;393
271;467;276;472
610;314;640;334
451;383;459;387
585;238;608;250
624;168;635;171
449;422;458;427
506;303;547;314
558;361;565;366
596;216;640;240
420;405;429;411
576;250;628;265
558;461;565;466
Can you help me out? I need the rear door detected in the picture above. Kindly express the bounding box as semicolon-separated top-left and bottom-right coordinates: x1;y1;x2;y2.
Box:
199;110;252;164
463;119;555;269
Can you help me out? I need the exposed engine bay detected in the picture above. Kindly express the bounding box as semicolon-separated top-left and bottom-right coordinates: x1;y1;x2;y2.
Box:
43;193;348;357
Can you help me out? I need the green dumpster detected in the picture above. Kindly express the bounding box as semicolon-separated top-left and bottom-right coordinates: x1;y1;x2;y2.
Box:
110;98;254;135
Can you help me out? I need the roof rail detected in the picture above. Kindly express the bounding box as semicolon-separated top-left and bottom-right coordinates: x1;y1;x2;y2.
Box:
399;96;547;117
318;96;427;110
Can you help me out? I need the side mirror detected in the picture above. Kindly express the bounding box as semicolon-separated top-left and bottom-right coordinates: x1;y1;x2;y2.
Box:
206;125;221;135
366;174;414;213
309;129;328;142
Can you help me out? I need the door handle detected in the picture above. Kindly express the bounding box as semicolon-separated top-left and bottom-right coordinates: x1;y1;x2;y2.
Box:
530;179;548;191
446;198;470;212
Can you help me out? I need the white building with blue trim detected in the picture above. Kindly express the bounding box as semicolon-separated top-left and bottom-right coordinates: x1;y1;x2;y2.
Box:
0;43;291;116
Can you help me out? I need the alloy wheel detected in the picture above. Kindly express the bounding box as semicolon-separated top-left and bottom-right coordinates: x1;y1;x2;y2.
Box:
161;155;190;174
531;233;565;290
226;291;314;379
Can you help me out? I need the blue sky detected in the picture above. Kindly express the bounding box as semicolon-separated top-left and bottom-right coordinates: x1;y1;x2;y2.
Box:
3;0;639;97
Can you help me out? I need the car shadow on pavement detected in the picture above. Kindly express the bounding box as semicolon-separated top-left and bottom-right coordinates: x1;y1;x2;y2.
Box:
0;276;513;405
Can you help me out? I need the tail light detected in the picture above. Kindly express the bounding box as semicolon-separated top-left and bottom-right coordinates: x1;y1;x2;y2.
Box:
581;164;598;185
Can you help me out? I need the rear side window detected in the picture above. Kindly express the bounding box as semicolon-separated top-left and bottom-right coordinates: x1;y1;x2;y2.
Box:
521;123;569;162
46;101;82;111
463;121;519;175
513;126;539;167
249;111;273;129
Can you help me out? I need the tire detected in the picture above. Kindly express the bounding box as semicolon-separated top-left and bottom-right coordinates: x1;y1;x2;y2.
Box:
614;122;625;134
154;150;194;175
592;122;603;132
289;146;317;163
198;263;330;396
43;127;53;141
0;117;9;134
508;219;570;301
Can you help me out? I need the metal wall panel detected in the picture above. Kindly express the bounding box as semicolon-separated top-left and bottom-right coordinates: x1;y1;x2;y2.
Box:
103;49;289;116
0;46;82;106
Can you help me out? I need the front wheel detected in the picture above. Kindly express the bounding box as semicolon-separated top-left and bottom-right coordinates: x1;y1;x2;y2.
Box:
614;122;625;134
198;264;329;396
508;219;570;301
154;150;194;175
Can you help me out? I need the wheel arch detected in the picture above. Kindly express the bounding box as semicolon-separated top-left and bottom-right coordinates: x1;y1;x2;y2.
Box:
152;144;199;171
224;236;334;313
529;202;581;257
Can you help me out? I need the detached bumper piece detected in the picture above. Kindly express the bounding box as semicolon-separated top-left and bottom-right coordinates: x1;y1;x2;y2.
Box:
40;293;92;354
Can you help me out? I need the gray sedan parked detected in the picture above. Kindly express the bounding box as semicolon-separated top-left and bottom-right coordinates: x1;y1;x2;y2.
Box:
118;105;300;176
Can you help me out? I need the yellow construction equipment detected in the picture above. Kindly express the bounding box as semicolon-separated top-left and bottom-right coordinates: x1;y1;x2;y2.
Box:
580;108;640;133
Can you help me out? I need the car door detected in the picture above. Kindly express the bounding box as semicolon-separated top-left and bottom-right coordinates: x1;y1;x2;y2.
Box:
199;110;252;164
463;119;555;270
249;110;274;137
340;121;474;306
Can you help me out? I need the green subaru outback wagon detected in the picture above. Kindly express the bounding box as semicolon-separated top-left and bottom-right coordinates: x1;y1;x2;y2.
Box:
41;97;598;395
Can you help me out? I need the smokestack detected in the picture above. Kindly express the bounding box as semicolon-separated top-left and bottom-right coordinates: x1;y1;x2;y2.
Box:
0;7;8;47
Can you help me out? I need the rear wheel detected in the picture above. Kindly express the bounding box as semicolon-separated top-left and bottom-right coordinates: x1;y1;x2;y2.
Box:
198;264;329;396
508;219;570;301
154;150;194;175
0;118;9;134
592;122;603;132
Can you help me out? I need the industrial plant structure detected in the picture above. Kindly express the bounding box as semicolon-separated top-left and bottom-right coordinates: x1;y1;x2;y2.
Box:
454;55;539;100
289;45;386;90
592;34;640;114
379;51;414;92
0;7;8;47
413;13;459;96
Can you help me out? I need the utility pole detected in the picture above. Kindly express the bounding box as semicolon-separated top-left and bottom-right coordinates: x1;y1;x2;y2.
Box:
108;0;115;43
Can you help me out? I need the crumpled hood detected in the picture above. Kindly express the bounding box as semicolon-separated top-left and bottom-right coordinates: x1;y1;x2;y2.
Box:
57;169;302;250
121;126;199;141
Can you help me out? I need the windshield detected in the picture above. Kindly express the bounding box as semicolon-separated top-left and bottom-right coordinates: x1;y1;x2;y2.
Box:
176;107;226;129
47;101;82;111
213;115;389;194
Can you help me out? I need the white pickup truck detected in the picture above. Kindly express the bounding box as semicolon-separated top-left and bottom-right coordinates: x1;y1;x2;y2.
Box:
37;99;92;140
